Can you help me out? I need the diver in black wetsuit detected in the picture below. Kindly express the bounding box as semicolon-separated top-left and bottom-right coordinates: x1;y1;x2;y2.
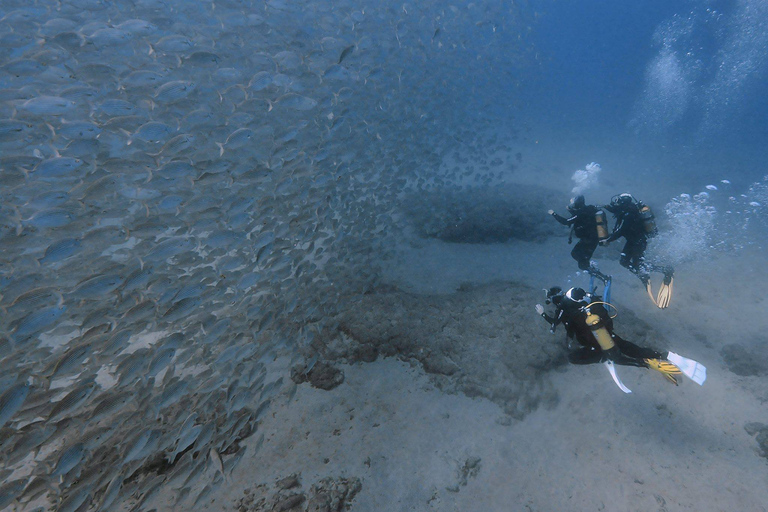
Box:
534;286;668;369
601;193;674;308
548;195;610;283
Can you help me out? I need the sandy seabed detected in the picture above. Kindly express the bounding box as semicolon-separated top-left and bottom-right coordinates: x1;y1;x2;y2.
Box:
146;229;768;512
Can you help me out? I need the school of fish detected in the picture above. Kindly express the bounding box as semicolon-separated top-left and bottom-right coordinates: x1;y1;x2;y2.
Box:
0;0;532;510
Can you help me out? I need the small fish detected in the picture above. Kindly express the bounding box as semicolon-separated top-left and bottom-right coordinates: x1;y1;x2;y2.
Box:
18;208;76;232
145;237;196;261
33;156;83;180
152;133;196;156
209;448;226;480
127;121;174;144
162;297;201;323
47;379;97;420
50;442;86;477
98;99;136;117
184;51;220;66
155;80;196;103
57;120;101;140
249;71;273;91
56;486;92;512
217;127;254;156
88;27;130;47
68;274;123;300
39;238;82;265
0;383;31;427
47;343;92;381
116;19;157;35
155;379;188;410
153;34;194;52
13;305;66;340
147;347;176;377
0;119;32;141
9;287;60;310
121;70;164;89
89;391;133;422
123;429;161;462
0;479;28;510
338;45;355;64
26;191;69;209
96;473;124;510
19;96;76;115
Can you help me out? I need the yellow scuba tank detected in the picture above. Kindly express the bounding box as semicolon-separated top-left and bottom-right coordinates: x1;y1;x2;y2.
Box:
585;312;615;351
595;209;609;241
639;204;657;235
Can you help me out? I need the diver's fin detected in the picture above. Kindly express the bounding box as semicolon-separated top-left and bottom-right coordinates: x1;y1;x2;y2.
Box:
656;275;673;309
604;361;632;393
662;372;679;385
645;280;658;307
645;358;682;385
667;352;707;385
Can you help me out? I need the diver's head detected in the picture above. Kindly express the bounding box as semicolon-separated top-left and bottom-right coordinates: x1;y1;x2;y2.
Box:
611;193;635;208
565;287;587;303
567;195;586;214
545;286;563;305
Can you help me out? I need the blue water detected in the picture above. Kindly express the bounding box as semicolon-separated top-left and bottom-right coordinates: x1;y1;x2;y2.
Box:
1;0;767;509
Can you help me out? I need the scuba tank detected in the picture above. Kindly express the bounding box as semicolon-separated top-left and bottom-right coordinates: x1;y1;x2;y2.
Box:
585;311;615;351
595;209;609;241
639;203;657;236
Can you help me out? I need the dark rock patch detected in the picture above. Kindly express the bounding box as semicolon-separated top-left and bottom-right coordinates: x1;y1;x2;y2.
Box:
235;475;361;512
744;422;768;459
721;344;768;376
291;362;345;391
402;184;565;244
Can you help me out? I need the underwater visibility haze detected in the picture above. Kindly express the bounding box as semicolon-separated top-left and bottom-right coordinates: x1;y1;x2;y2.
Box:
1;0;768;510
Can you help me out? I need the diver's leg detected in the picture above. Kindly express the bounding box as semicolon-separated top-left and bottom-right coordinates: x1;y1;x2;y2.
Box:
599;346;647;367
572;239;592;270
612;334;664;360
643;262;675;283
624;239;650;284
579;238;609;282
619;240;632;269
568;348;603;365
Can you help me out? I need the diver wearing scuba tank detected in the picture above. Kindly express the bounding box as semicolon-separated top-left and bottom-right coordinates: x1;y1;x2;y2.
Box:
548;195;610;283
602;193;674;308
537;287;664;367
535;286;707;386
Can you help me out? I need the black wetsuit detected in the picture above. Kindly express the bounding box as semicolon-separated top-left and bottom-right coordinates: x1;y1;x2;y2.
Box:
551;205;599;271
541;296;662;366
603;202;655;280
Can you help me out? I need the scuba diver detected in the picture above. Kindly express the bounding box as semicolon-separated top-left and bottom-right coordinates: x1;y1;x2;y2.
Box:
601;193;674;309
534;286;706;392
548;195;611;284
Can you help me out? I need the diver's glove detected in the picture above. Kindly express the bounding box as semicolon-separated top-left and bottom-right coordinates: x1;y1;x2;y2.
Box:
535;304;544;315
547;209;555;216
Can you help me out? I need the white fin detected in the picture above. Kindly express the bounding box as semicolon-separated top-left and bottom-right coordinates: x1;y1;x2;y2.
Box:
604;361;632;393
667;352;706;385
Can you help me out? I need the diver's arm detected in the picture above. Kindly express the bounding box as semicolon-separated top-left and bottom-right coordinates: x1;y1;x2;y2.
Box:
536;304;560;333
549;211;575;226
603;218;625;243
